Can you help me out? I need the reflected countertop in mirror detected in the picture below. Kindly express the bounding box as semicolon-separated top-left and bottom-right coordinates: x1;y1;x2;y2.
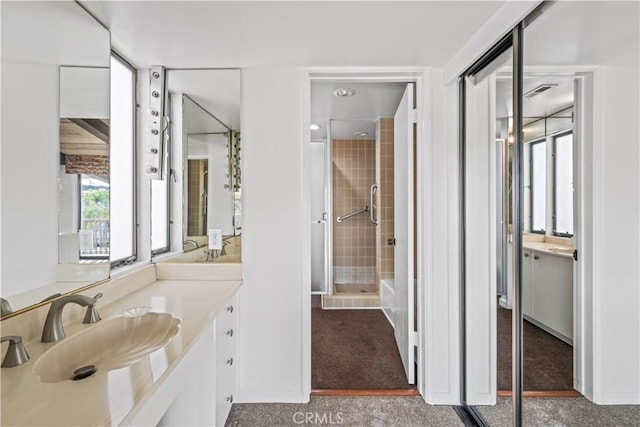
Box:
0;1;111;317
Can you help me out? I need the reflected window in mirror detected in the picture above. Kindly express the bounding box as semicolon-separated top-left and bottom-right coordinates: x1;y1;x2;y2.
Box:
79;175;110;259
528;139;546;234
110;53;137;266
553;132;573;237
151;93;171;255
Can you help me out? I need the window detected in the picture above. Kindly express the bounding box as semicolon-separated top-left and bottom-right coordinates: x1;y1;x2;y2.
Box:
151;111;170;254
110;53;136;266
525;131;574;237
79;175;110;259
553;132;573;236
529;139;546;233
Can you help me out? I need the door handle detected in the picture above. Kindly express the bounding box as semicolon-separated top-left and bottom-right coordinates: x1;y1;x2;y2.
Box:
370;184;378;225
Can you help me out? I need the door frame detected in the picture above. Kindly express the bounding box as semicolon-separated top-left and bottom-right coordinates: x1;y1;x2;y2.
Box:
304;67;430;397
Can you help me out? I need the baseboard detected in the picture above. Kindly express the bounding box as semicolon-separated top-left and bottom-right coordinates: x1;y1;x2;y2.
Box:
234;390;310;403
524;314;573;345
311;389;420;397
592;391;640;405
497;390;582;397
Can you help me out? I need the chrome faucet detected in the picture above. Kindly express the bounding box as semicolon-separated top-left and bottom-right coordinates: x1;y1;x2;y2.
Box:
41;293;102;343
183;240;199;251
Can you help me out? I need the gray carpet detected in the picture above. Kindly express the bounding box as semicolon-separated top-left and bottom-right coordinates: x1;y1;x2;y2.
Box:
476;397;640;426
225;396;463;427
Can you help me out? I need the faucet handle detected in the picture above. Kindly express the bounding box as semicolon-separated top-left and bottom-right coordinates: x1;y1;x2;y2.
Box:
82;293;103;324
1;336;30;368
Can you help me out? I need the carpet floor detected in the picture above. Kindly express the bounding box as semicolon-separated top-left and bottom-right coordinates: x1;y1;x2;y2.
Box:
225;396;463;427
497;305;573;390
476;396;640;427
312;308;413;390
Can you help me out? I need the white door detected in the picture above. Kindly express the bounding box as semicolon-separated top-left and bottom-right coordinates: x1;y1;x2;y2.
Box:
311;140;328;293
394;83;415;384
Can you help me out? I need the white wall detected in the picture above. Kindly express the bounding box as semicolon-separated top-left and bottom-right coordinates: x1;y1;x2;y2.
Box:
237;68;308;402
421;69;462;404
463;76;497;405
589;64;639;404
0;63;59;297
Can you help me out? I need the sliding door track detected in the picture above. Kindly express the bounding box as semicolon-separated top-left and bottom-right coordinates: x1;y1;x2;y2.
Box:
453;405;489;427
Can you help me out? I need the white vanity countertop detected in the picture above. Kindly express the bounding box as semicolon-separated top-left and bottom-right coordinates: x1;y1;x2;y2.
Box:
523;241;574;259
0;279;241;427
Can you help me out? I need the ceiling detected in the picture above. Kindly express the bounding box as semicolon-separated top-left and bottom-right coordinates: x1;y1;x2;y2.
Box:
82;1;504;69
166;69;241;133
495;76;575;121
311;81;407;139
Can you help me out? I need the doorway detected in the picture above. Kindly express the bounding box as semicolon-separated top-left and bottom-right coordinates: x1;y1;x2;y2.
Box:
308;75;420;392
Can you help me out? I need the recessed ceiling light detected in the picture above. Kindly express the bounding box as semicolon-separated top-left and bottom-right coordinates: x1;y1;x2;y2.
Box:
333;88;356;97
310;124;321;130
355;131;368;137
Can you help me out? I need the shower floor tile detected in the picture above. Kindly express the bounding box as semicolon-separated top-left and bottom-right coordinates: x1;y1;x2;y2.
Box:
334;283;378;294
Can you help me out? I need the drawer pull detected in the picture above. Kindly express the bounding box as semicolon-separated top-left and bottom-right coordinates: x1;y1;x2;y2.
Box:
534;255;540;260
524;253;530;258
226;394;233;404
226;305;234;313
226;357;234;366
226;328;234;337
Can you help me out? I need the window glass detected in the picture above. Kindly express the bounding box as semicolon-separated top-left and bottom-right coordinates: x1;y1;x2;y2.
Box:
554;133;573;236
530;140;546;232
110;55;135;263
79;175;110;259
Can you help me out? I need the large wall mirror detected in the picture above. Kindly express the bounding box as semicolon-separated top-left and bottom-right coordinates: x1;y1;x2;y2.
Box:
151;69;241;262
1;2;111;318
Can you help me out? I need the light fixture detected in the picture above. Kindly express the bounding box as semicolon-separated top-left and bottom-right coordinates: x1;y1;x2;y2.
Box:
354;131;368;137
310;124;321;130
333;88;356;97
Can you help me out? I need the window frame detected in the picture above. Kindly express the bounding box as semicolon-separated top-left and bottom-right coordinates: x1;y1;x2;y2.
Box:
110;50;138;268
150;89;172;256
527;137;547;234
552;130;574;237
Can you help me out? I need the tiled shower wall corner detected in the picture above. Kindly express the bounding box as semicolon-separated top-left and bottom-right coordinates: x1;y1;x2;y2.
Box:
376;118;395;282
332;139;376;284
187;159;207;235
333;266;376;285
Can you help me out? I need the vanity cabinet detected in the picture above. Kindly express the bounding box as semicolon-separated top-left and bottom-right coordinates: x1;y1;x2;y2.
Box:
155;292;238;427
522;251;573;343
215;294;238;426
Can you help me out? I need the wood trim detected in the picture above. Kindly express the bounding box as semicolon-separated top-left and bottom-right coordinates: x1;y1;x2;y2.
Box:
497;390;582;398
311;389;420;397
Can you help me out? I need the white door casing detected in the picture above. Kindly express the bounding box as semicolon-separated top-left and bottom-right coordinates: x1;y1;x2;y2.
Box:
394;83;416;384
310;140;328;294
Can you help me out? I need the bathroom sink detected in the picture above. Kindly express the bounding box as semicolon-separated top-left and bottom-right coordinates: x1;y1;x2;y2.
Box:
33;312;180;383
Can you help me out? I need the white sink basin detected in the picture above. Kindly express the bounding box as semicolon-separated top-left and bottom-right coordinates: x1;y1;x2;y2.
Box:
33;312;180;383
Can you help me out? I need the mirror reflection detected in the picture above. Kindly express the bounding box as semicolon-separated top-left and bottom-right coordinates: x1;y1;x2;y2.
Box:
152;69;241;263
0;2;110;317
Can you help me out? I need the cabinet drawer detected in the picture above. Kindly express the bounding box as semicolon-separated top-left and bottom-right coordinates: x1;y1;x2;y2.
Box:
215;347;237;426
215;294;238;355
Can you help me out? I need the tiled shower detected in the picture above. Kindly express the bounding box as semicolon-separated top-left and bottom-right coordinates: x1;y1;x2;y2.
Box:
331;118;394;296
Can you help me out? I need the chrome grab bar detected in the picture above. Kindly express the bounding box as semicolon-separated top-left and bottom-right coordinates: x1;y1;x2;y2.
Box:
370;184;378;225
337;206;369;223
